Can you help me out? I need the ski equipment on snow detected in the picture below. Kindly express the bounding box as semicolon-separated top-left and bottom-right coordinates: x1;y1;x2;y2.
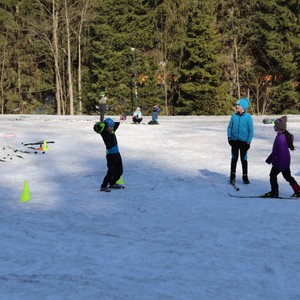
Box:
22;141;55;146
228;193;299;200
230;181;239;191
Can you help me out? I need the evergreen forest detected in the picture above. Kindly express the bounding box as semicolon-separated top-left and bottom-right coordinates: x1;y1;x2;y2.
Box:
0;0;299;116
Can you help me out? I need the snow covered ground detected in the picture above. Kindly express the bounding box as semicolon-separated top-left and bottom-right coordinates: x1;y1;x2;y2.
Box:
1;114;300;300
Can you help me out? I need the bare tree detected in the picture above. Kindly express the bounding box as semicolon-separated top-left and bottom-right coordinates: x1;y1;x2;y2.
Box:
76;0;94;114
35;0;63;115
52;0;63;115
64;0;74;115
0;34;8;114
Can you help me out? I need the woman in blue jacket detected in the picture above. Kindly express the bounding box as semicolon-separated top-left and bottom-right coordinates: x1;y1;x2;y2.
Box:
227;98;254;184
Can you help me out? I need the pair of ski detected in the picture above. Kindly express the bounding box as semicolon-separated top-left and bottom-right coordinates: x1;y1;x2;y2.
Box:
3;141;54;158
229;182;299;200
22;141;55;146
2;145;26;160
4;145;40;156
5;145;30;155
228;193;299;200
22;141;55;153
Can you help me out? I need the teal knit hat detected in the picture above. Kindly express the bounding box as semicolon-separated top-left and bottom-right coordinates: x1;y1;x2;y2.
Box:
236;98;249;111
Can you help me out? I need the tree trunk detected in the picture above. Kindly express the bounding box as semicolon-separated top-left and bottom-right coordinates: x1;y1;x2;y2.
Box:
78;34;82;114
162;61;168;116
233;37;240;99
77;0;90;115
18;59;22;113
65;0;74;115
0;35;7;114
53;0;61;115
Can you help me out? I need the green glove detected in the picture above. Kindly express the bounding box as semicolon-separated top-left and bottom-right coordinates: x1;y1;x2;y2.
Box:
93;122;105;134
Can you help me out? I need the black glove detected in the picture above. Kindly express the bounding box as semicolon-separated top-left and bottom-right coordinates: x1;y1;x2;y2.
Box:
93;123;99;133
228;139;234;146
245;143;250;150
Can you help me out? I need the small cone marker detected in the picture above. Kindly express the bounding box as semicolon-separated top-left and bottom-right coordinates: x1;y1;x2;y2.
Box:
20;180;31;202
116;176;124;185
42;140;48;151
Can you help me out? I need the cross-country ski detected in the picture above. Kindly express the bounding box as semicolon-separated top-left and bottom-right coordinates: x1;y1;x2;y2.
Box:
228;193;299;200
22;141;55;146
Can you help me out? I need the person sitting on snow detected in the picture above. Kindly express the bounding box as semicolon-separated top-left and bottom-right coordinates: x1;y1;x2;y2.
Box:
132;107;143;124
148;104;161;125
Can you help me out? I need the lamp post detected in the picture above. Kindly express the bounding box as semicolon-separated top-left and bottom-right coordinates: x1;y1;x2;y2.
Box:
160;61;169;115
131;47;138;108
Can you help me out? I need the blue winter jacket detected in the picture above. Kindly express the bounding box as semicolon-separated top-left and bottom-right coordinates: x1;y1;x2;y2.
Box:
152;106;161;121
227;112;254;143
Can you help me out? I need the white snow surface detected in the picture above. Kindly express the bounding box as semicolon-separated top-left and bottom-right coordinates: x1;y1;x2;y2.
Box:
1;114;300;300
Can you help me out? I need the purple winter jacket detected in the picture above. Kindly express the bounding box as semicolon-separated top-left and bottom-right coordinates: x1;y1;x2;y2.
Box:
266;132;291;171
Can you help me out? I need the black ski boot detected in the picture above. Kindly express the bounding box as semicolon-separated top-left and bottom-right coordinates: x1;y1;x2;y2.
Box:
230;172;236;185
242;175;250;184
260;191;279;198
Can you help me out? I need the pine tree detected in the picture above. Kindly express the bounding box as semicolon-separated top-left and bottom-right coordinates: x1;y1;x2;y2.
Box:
179;0;225;115
246;0;300;113
0;0;54;114
89;0;157;115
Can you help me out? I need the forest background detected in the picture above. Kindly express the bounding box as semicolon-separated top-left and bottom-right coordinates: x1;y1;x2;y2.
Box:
0;0;299;116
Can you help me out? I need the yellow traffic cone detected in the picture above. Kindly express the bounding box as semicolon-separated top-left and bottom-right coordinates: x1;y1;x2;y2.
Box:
20;180;31;202
116;176;124;185
42;140;48;151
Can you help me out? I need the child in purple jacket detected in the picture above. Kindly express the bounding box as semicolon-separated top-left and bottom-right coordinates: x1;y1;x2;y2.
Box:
262;116;300;198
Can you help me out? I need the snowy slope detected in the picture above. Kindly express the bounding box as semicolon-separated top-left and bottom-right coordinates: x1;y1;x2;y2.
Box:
1;114;300;300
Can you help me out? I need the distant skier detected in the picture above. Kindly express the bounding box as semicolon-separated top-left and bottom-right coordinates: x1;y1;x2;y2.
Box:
98;94;108;122
93;118;124;192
